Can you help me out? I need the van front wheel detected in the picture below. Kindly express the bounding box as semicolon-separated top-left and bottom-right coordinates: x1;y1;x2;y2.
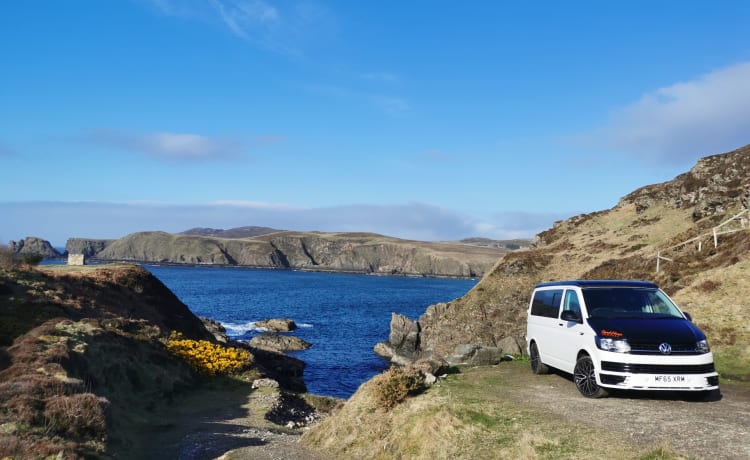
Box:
530;342;549;375
574;355;608;398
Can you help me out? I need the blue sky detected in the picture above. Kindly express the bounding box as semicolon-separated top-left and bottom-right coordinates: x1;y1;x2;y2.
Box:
2;1;750;247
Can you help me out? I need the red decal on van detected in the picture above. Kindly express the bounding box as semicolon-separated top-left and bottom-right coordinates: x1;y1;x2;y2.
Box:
601;330;624;338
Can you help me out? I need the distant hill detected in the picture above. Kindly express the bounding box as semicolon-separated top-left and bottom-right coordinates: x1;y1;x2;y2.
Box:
458;237;531;250
74;231;514;278
180;226;282;238
380;143;750;367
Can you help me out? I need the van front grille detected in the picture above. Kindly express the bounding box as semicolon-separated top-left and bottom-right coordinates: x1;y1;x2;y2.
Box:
628;341;701;355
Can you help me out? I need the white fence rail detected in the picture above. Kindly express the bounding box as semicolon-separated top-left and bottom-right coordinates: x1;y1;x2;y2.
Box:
656;209;749;273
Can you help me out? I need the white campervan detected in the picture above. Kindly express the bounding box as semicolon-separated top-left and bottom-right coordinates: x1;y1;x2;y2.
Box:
525;280;719;398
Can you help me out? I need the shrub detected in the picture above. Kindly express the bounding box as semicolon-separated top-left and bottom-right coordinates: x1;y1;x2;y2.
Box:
43;393;109;440
372;367;426;411
698;279;721;293
23;253;44;266
0;245;15;269
165;332;253;376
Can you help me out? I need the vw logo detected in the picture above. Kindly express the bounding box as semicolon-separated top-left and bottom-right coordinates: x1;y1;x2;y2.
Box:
659;343;672;355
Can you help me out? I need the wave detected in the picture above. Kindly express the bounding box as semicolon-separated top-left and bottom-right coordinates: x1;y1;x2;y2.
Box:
220;320;314;336
221;321;268;336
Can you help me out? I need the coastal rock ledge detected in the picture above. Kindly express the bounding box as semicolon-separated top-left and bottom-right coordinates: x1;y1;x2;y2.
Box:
374;312;525;366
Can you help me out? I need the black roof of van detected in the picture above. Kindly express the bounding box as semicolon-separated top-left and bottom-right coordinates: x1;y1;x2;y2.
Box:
535;280;658;289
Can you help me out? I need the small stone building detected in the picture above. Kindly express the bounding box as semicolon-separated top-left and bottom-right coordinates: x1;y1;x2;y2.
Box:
68;254;85;266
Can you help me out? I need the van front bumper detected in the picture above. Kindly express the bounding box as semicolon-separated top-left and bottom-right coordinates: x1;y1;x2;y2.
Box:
594;351;719;391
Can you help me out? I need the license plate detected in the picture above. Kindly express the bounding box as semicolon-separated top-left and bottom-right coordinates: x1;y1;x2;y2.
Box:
653;375;687;384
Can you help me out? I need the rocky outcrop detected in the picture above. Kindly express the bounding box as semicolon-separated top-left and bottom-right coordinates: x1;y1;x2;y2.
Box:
8;237;61;258
250;333;311;351
65;238;115;257
74;231;506;278
618;144;750;219
255;318;297;332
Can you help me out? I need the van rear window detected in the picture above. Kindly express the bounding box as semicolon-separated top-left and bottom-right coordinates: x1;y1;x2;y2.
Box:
530;289;562;318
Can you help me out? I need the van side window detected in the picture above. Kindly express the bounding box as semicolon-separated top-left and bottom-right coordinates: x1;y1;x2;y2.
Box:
563;290;581;316
530;289;563;318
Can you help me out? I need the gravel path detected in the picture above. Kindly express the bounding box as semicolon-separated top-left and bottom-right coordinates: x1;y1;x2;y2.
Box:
510;369;750;460
164;366;749;460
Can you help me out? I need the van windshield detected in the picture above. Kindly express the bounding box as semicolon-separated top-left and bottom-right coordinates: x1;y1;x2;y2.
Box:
582;287;684;319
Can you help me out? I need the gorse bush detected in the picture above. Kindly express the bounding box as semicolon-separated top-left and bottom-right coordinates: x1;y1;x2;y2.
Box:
165;332;253;376
372;367;426;411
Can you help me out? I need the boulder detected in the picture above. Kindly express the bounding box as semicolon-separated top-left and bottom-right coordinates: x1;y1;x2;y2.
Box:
410;356;450;376
446;344;505;366
200;317;229;343
255;318;297;332
496;336;525;356
250;332;311;351
252;378;280;389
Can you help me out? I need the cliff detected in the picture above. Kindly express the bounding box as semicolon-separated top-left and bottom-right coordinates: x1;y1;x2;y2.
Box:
65;237;115;257
76;231;509;278
8;236;62;258
379;144;750;366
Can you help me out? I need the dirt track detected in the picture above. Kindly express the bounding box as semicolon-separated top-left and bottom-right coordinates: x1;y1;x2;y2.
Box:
506;367;750;460
160;364;750;460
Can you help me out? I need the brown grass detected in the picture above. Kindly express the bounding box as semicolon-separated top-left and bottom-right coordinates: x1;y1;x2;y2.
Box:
44;393;109;440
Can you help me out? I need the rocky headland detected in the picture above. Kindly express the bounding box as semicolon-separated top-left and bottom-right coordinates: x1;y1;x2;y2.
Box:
8;237;62;259
65;231;514;278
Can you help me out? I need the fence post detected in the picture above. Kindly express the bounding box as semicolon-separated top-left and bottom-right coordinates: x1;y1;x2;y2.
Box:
713;228;718;248
656;252;660;273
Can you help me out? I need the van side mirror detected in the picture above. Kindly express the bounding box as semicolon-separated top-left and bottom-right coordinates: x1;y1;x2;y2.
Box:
683;311;693;322
561;310;582;323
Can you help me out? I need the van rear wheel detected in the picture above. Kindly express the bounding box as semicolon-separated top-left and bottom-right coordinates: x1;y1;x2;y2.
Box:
574;355;608;398
529;342;549;375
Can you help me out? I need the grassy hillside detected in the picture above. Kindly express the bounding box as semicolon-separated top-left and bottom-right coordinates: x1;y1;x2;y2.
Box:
389;145;750;369
304;145;750;459
0;263;316;458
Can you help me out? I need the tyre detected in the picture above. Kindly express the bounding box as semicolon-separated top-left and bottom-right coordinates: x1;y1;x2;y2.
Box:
574;355;608;398
529;342;549;375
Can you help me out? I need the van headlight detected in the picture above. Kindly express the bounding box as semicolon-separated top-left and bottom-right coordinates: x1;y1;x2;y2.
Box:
596;337;631;353
696;339;710;353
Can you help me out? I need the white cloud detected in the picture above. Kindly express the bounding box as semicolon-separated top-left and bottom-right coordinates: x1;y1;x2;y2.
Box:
586;61;750;164
0;201;561;247
85;129;242;160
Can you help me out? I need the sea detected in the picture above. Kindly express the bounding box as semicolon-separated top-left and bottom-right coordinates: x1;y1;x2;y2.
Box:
143;265;477;398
